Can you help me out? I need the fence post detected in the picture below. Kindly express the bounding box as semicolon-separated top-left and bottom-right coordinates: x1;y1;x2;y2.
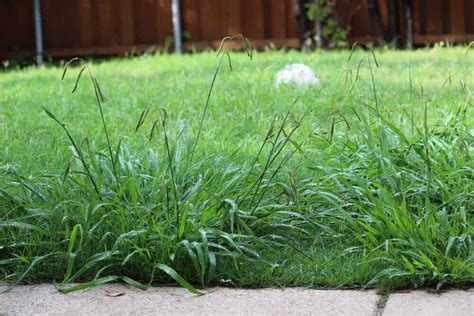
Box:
33;0;44;65
172;0;182;54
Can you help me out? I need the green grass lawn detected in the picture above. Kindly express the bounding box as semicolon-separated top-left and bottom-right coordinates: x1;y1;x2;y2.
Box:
1;46;473;292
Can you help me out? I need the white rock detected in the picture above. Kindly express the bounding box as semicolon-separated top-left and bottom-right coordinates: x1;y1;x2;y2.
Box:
274;63;320;88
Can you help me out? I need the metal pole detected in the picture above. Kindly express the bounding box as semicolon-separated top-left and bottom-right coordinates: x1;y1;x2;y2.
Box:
34;0;44;65
171;0;182;54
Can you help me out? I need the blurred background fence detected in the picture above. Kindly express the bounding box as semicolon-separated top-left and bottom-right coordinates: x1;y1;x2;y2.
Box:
1;0;473;60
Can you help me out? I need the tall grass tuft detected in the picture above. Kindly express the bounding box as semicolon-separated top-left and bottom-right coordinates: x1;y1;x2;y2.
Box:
0;39;307;293
297;51;473;289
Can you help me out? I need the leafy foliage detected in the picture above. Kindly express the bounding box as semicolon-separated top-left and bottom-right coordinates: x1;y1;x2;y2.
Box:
306;0;348;48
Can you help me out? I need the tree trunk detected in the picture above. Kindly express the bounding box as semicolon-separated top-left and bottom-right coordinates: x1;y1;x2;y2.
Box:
402;0;413;49
367;0;387;44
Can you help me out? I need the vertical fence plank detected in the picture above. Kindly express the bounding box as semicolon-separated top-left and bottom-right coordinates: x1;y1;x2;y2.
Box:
156;0;173;43
17;0;35;50
425;0;443;34
38;0;81;50
379;0;389;29
241;0;264;39
133;0;155;44
224;0;243;36
200;0;225;40
412;0;423;35
68;1;81;48
398;0;407;44
0;0;34;54
41;0;58;49
333;0;356;37
262;0;271;38
466;0;474;33
0;1;14;53
269;0;286;38
182;0;201;41
118;0;134;45
199;0;214;39
78;0;94;47
449;0;465;34
285;0;297;37
349;0;373;38
441;0;450;34
94;0;115;46
45;0;80;49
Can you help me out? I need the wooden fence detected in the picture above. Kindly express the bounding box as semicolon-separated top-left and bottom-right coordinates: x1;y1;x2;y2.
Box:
1;0;473;59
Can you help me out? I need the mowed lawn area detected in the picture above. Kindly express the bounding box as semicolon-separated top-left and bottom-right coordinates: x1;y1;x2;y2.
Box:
0;47;472;292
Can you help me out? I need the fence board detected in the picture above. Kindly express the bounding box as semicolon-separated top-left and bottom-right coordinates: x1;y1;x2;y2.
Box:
241;0;265;39
183;0;201;41
224;0;242;35
379;0;389;28
449;0;465;34
412;0;424;34
77;0;93;47
118;0;134;45
47;0;79;48
269;0;286;38
425;0;443;34
285;0;297;37
42;0;79;48
132;0;155;44
201;0;226;39
350;0;373;37
155;0;172;43
94;0;115;46
262;0;272;38
465;0;474;33
441;0;450;34
0;0;34;53
41;0;60;48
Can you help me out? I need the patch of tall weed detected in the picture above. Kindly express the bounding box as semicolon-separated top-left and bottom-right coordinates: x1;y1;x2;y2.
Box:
299;50;473;289
0;40;307;292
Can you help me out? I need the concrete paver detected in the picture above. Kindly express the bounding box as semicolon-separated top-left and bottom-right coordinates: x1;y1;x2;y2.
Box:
2;284;472;316
0;284;379;316
383;289;474;316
